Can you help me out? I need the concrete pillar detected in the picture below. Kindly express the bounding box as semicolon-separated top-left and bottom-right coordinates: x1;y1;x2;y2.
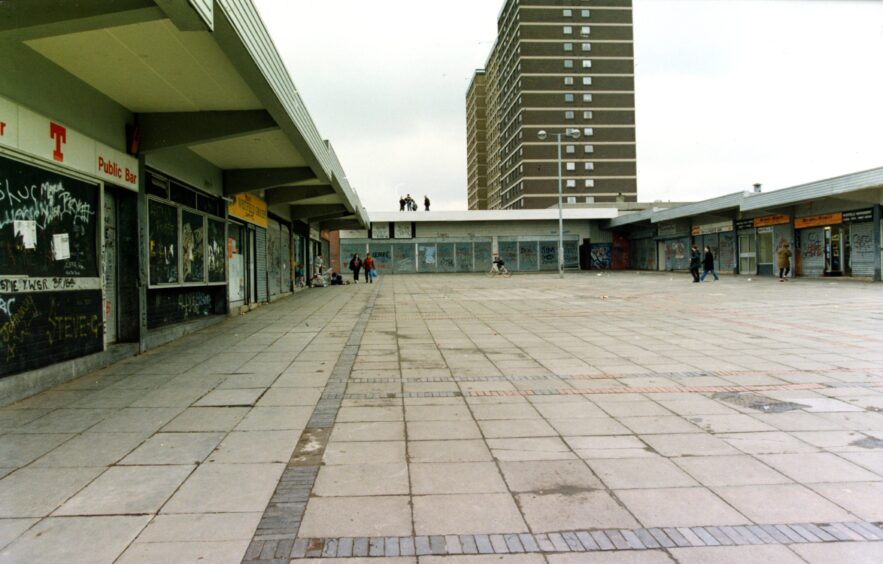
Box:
136;155;149;353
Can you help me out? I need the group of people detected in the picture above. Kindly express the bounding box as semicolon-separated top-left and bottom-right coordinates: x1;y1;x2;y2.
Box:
689;242;793;283
348;253;377;283
399;194;430;212
688;244;719;283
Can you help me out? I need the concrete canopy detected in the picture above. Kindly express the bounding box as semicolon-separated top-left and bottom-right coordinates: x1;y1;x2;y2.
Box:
4;0;366;226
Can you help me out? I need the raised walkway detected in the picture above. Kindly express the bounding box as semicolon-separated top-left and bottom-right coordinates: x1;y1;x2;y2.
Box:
1;272;882;563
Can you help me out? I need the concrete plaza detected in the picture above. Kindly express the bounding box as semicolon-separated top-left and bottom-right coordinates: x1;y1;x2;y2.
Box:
1;272;882;563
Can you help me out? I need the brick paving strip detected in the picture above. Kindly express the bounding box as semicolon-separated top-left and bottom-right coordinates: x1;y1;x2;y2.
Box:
243;282;382;563
313;381;882;401
288;522;883;558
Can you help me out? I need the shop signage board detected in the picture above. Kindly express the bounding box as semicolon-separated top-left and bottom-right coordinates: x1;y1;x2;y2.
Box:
842;208;874;224
754;214;790;228
657;221;689;238
692;221;734;236
228;193;268;228
795;213;842;229
735;219;756;231
0;95;138;191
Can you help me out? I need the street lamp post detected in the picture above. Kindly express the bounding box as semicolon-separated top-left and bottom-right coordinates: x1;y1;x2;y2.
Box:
538;128;581;278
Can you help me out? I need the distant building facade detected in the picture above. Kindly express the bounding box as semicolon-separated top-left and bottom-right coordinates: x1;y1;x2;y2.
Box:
466;72;489;210
467;0;637;210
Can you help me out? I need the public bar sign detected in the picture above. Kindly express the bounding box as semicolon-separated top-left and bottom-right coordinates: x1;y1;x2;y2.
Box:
229;192;268;228
753;214;790;228
795;213;842;229
0;94;138;191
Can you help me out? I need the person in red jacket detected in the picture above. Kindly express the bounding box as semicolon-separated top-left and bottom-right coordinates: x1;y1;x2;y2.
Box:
363;253;376;284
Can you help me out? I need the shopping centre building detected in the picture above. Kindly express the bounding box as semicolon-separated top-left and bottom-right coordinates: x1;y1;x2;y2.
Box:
0;0;366;402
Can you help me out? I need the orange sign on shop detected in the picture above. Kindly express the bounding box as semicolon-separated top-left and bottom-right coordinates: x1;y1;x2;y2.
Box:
753;214;790;228
794;213;843;229
228;193;268;228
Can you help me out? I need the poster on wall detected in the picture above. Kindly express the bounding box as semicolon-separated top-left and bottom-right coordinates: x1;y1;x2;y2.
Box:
372;223;390;239
394;222;412;239
182;211;205;283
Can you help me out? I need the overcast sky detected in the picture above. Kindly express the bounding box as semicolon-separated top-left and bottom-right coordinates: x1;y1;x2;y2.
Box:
254;0;883;211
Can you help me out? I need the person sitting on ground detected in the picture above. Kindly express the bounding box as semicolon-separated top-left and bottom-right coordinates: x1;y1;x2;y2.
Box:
330;271;344;285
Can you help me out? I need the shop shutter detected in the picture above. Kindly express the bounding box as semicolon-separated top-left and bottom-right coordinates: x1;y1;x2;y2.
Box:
268;219;281;298
719;232;737;272
256;227;268;303
281;225;291;291
799;227;825;277
850;222;876;277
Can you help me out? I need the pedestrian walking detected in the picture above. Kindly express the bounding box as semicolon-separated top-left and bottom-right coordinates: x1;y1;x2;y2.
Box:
424;195;431;211
399;196;405;212
363;253;375;283
699;245;719;281
778;243;792;281
348;253;362;282
689;244;701;283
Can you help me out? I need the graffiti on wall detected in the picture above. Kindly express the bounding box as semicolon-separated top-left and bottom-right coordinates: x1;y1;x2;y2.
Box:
0;290;103;378
1;154;99;278
590;243;612;270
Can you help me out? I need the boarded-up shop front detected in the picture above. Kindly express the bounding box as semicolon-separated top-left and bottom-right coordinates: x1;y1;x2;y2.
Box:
266;217;292;300
146;173;227;328
691;220;735;274
627;227;657;271
656;221;690;271
795;208;875;278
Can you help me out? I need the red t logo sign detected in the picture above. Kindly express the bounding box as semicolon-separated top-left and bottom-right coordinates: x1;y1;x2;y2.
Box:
50;122;66;162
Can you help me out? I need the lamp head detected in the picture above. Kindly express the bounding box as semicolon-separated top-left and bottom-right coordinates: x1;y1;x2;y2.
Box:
537;130;548;141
